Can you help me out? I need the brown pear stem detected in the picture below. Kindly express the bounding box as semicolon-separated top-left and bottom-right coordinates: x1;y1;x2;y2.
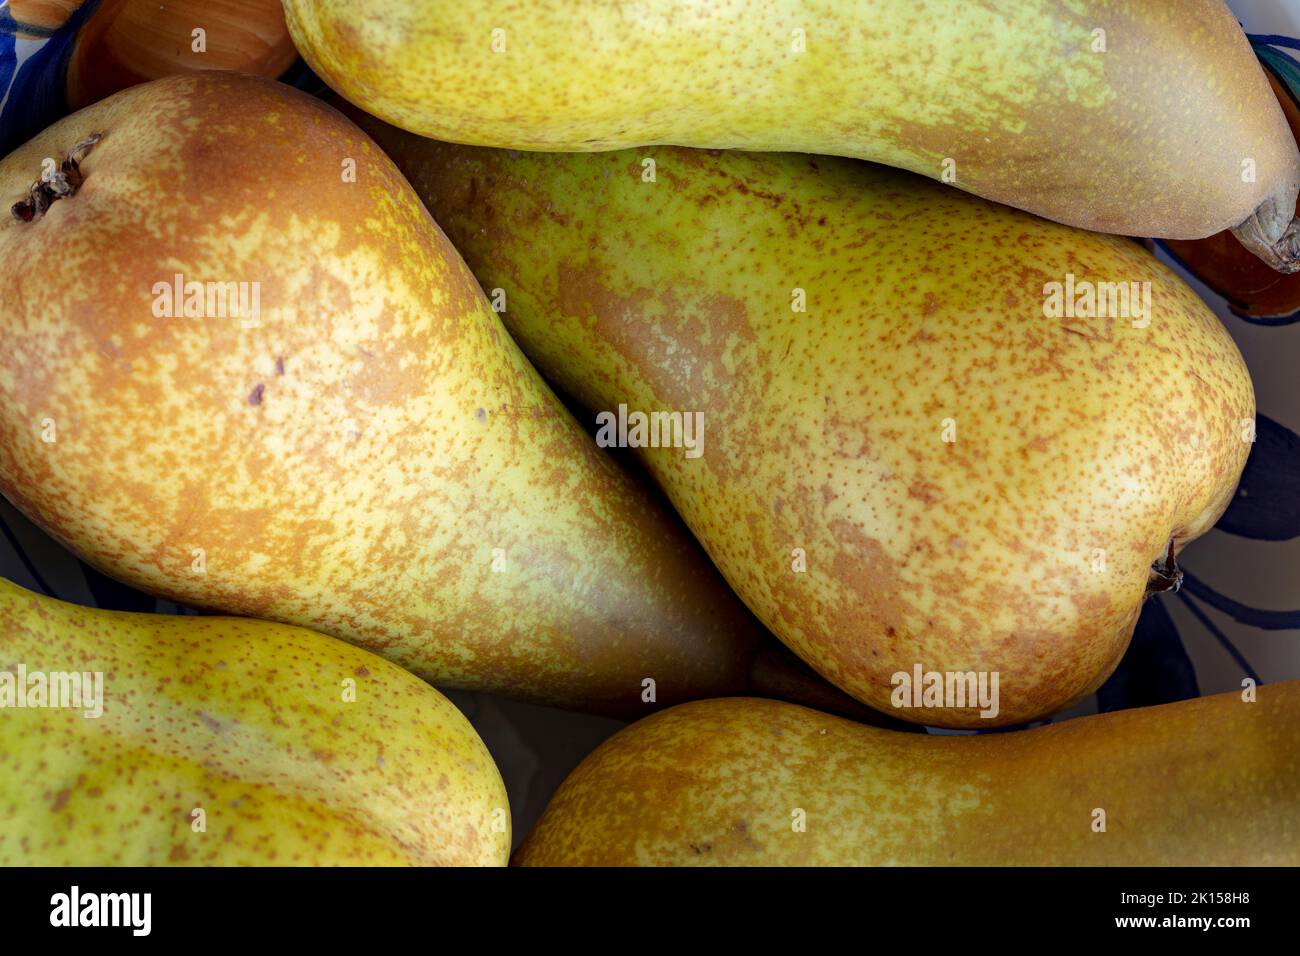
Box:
1231;192;1300;274
10;132;104;223
1145;539;1183;600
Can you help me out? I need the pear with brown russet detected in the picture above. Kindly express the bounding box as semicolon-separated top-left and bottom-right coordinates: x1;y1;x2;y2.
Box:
516;685;1300;866
0;72;770;718
357;125;1255;727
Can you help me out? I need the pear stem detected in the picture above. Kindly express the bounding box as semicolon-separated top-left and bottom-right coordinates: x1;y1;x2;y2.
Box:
10;133;104;224
1231;194;1300;274
1146;539;1183;600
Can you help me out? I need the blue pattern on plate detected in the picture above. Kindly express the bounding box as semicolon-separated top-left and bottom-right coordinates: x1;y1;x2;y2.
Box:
0;0;103;156
0;6;17;105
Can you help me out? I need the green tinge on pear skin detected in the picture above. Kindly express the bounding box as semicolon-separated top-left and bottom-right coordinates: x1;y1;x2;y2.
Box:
0;576;510;866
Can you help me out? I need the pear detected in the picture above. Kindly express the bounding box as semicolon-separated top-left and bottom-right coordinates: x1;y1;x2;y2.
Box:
286;0;1300;270
67;0;300;110
355;128;1255;727
0;73;767;718
0;576;508;865
516;685;1300;866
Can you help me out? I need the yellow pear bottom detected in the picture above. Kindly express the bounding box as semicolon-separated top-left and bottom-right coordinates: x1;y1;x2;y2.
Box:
355;129;1255;728
0;577;509;865
516;686;1300;866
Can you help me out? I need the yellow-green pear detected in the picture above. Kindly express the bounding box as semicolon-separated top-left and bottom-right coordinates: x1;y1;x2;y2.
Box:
356;128;1255;727
0;73;767;718
516;685;1300;866
0;576;508;865
286;0;1300;270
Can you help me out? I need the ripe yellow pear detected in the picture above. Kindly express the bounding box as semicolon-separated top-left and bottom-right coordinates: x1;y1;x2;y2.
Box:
0;576;508;865
516;685;1300;866
287;0;1300;269
356;128;1255;727
0;73;767;718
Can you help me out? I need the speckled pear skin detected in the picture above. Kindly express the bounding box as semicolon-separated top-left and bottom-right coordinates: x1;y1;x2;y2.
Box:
0;576;509;865
286;0;1299;244
359;130;1256;727
0;73;765;718
516;688;1300;866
